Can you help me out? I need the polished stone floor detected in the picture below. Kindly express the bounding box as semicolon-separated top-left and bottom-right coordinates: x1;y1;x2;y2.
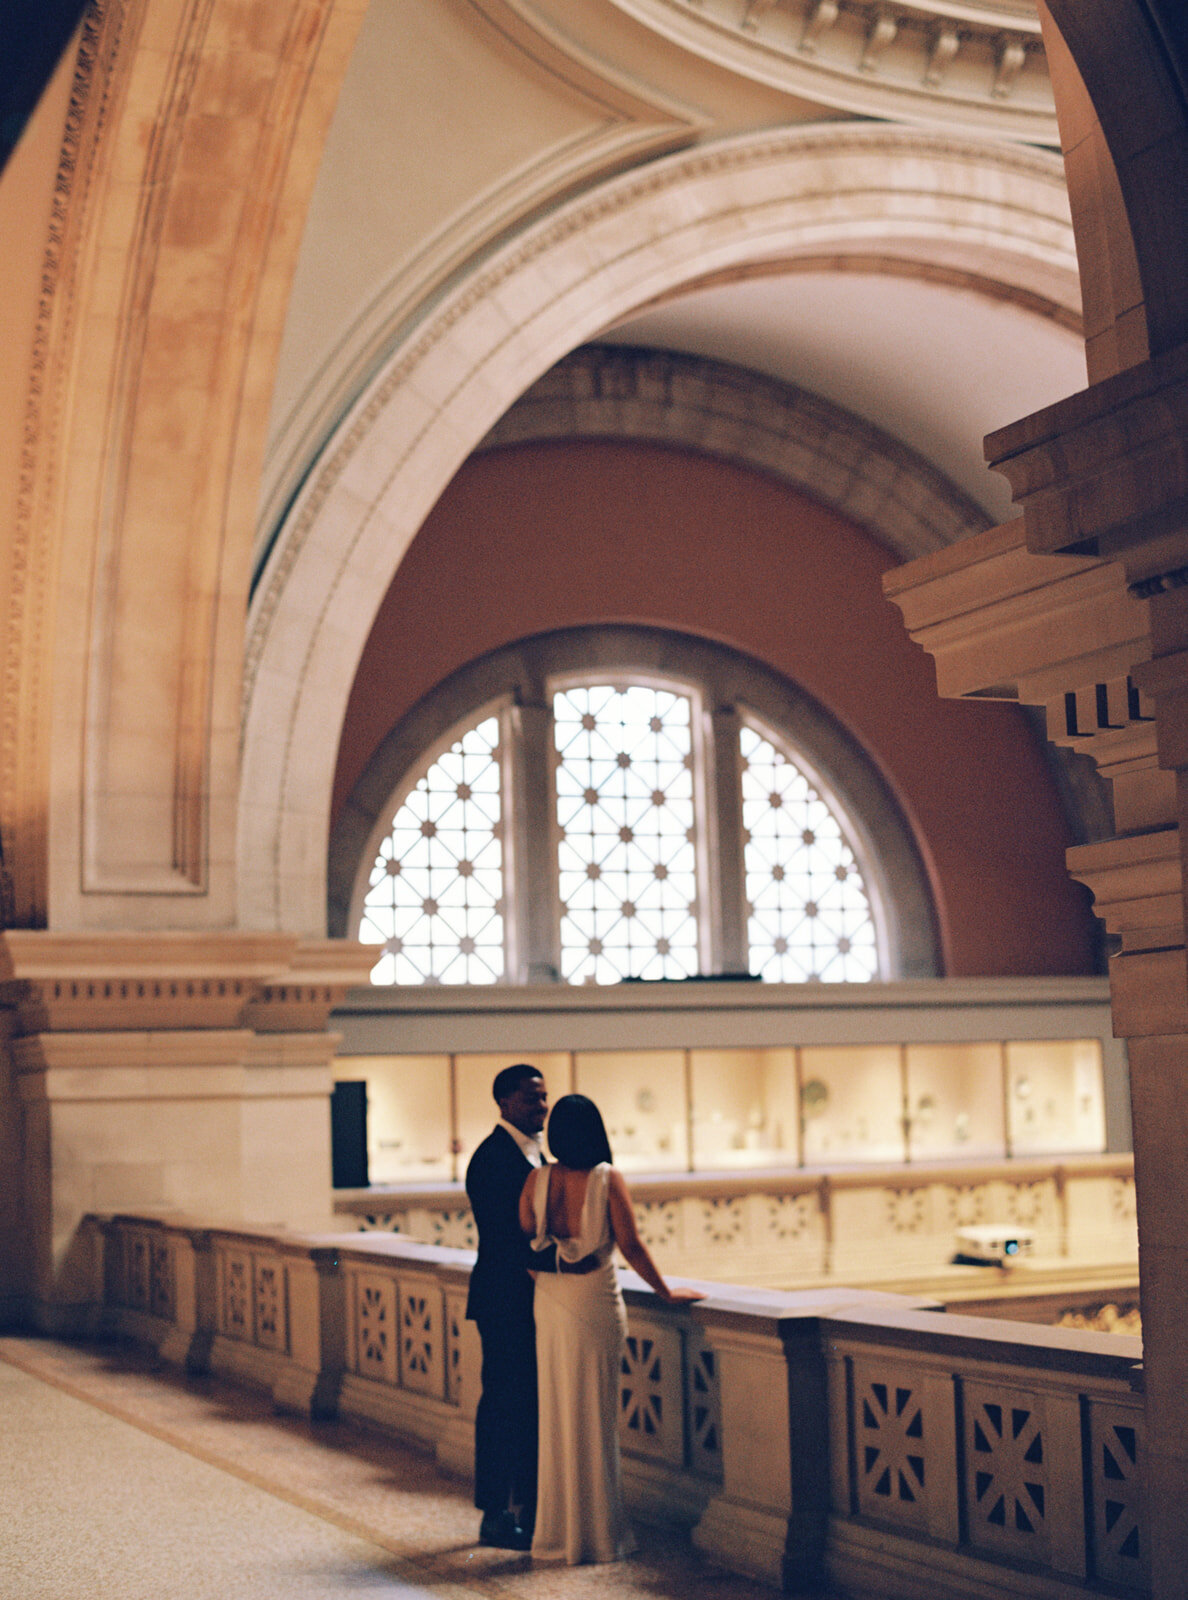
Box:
0;1335;797;1600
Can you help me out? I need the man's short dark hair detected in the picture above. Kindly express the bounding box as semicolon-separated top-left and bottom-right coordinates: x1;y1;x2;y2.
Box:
546;1094;614;1169
492;1062;544;1105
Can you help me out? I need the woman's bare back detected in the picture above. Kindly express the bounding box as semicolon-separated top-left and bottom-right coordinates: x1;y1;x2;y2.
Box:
544;1164;593;1241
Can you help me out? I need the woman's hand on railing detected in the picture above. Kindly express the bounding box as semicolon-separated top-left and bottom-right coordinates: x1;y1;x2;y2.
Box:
661;1285;705;1304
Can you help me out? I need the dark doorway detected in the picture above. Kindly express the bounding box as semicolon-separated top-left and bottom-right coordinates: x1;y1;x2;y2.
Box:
330;1080;369;1188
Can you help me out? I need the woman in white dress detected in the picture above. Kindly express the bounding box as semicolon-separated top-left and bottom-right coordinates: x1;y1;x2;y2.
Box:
518;1094;703;1565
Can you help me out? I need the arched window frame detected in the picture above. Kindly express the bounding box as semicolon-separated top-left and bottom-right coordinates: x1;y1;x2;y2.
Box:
332;628;940;984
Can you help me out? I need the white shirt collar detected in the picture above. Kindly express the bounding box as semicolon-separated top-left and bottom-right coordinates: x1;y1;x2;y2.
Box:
499;1117;544;1166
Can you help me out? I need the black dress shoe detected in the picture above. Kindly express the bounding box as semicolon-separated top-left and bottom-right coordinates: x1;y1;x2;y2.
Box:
478;1511;531;1550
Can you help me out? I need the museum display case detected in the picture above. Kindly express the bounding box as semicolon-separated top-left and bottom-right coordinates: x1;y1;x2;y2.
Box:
905;1042;1007;1161
334;1031;1109;1181
1005;1038;1107;1156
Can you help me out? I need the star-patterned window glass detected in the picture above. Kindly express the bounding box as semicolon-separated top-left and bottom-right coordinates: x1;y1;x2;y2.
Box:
740;721;879;982
554;684;700;984
359;715;505;984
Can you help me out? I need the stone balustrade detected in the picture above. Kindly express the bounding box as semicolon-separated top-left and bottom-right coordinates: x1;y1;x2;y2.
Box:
86;1210;1147;1596
335;1152;1139;1292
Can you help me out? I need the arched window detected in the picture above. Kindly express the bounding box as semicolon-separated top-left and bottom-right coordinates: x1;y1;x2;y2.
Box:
739;719;878;983
358;713;506;985
334;629;937;985
554;682;700;984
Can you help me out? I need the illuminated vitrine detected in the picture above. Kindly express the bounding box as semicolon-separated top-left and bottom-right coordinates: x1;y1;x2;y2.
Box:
905;1043;1006;1161
573;1051;688;1172
334;1034;1109;1182
689;1048;799;1168
1005;1039;1106;1155
337;1053;452;1183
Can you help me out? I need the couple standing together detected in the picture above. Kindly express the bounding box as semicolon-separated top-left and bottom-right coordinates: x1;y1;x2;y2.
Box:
465;1063;702;1565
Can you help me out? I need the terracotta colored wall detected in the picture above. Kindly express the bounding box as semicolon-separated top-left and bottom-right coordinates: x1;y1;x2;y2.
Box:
334;438;1098;977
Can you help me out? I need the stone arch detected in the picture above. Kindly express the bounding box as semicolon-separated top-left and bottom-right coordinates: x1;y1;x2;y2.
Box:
240;123;1079;933
1043;0;1188;365
479;344;991;562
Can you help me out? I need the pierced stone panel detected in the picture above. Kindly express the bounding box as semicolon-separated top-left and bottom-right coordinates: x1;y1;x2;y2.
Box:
1090;1403;1147;1590
125;1231;151;1312
943;1183;989;1229
1004;1180;1053;1229
740;721;879;982
554;684;700;984
351;1272;397;1384
634;1200;681;1251
884;1187;927;1234
253;1257;286;1352
620;1321;684;1464
854;1367;929;1530
358;1211;407;1233
221;1249;252;1341
762;1193;816;1242
686;1326;724;1481
149;1238;175;1321
430;1209;476;1250
360;714;505;984
698;1197;746;1247
964;1383;1050;1562
399;1276;445;1396
445;1299;464;1406
1111;1177;1137;1225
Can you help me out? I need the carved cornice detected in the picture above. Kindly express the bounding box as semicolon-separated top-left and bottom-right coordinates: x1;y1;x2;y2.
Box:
0;931;374;1035
883;516;1137;841
883;518;1150;702
602;0;1055;140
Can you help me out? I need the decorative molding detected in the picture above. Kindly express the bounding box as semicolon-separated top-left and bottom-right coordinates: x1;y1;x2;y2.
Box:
599;0;1055;140
0;929;374;1034
7;0;136;927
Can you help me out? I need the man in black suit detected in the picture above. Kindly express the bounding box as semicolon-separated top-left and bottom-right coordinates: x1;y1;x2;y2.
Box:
465;1062;553;1550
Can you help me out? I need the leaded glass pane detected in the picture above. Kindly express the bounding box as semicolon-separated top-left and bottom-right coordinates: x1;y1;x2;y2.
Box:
740;722;879;982
554;684;700;984
360;715;505;984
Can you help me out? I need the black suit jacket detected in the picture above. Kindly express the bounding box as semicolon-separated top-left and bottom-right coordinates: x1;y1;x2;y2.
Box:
465;1125;553;1322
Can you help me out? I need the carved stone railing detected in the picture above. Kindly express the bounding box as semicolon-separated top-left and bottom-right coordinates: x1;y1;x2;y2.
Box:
819;1304;1146;1596
335;1152;1138;1292
87;1210;1147;1596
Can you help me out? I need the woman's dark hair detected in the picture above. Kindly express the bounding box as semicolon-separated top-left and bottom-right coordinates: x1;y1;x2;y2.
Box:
546;1094;613;1170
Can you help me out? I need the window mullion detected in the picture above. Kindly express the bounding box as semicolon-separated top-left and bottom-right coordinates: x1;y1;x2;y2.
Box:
709;703;749;977
510;700;562;982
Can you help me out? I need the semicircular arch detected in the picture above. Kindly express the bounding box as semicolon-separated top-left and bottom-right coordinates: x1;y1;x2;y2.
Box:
241;123;1078;932
479;343;992;560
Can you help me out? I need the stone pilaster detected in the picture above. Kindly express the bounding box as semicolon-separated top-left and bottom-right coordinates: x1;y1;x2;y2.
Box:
0;930;374;1332
888;341;1188;1599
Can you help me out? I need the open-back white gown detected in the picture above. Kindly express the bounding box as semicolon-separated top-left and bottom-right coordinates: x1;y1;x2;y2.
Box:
529;1162;634;1564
